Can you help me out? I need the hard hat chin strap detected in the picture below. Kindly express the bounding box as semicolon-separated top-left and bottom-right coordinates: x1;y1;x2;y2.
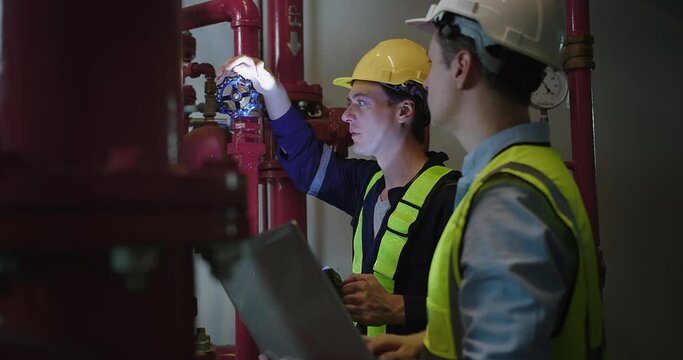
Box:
435;13;503;74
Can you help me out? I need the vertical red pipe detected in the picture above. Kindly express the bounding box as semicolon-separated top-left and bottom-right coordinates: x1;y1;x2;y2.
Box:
225;2;260;360
266;171;307;230
228;126;264;360
267;0;304;83
181;2;262;359
227;135;264;360
265;0;308;237
228;132;264;237
565;0;600;245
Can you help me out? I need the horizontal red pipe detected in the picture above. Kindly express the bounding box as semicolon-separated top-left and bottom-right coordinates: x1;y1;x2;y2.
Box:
181;0;260;57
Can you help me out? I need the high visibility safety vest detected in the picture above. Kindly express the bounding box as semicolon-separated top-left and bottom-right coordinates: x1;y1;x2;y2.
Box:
424;145;605;359
352;165;455;337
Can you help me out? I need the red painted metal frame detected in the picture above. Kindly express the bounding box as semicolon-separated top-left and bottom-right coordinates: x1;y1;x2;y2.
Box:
565;0;601;245
0;1;247;359
0;3;180;170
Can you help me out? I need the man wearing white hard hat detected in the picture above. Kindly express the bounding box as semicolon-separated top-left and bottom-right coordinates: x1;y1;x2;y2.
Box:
366;1;605;359
218;39;460;336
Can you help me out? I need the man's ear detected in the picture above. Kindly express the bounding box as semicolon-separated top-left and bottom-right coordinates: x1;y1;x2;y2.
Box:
452;49;477;90
397;99;416;126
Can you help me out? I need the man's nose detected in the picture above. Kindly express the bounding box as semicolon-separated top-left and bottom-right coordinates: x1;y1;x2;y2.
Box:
341;107;354;123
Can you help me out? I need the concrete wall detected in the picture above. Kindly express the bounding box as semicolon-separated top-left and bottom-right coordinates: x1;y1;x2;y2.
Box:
591;0;683;358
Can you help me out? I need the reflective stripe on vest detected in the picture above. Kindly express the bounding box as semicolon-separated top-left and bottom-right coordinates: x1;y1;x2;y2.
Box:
352;171;384;275
352;165;454;337
424;145;604;359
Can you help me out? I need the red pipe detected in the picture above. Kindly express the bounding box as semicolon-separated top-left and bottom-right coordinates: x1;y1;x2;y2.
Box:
181;123;228;171
183;31;198;63
228;118;264;237
565;0;600;245
264;0;310;239
271;176;308;230
259;170;307;230
268;0;304;83
184;62;217;79
182;0;261;57
181;2;262;359
227;125;264;360
182;32;197;136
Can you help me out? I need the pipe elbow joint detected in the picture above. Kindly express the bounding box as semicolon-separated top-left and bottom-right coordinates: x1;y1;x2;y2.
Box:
219;0;261;29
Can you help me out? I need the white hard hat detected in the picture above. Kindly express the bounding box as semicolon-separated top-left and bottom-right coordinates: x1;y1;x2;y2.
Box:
406;0;565;70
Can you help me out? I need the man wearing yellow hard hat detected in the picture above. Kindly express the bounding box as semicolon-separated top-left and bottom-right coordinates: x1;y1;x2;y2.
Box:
366;0;606;359
218;38;460;336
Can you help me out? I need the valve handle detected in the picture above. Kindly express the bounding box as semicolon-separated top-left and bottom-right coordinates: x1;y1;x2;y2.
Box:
216;75;263;119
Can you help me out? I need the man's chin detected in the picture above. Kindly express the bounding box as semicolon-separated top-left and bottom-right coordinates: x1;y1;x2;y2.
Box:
350;145;372;158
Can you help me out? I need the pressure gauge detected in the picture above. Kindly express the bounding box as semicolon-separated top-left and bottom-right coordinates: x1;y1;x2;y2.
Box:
531;67;568;110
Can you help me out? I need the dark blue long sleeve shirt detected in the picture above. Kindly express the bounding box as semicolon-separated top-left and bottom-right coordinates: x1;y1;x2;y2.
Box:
269;106;459;334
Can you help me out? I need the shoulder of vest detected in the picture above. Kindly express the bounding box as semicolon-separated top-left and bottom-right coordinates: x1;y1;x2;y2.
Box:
415;165;459;185
404;166;456;199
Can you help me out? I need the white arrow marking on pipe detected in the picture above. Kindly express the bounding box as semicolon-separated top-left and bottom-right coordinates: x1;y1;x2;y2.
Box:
287;31;301;56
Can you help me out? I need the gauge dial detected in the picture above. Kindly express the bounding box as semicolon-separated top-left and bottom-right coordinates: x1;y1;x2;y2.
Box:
531;67;568;110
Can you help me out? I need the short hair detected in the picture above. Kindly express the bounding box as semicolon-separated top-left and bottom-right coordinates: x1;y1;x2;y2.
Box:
436;18;546;107
379;82;430;144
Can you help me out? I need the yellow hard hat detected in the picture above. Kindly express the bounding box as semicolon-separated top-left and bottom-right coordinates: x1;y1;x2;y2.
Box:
333;39;430;89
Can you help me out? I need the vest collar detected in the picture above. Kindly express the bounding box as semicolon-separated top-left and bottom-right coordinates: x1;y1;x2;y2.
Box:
455;122;550;206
